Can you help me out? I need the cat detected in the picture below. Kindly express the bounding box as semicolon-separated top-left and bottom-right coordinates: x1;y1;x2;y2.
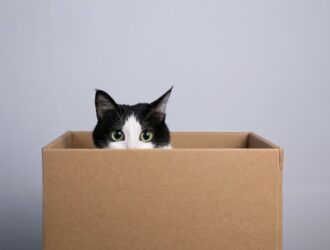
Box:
92;87;173;149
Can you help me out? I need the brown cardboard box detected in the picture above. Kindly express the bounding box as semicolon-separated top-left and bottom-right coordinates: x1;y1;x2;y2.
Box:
42;131;283;250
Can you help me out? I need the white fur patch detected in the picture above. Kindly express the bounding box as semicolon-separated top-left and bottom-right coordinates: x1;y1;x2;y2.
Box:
108;115;155;149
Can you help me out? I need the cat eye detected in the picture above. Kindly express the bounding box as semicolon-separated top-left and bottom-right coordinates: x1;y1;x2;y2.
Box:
111;130;125;141
140;130;154;142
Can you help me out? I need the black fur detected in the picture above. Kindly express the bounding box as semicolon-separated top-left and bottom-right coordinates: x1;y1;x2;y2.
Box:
93;88;172;148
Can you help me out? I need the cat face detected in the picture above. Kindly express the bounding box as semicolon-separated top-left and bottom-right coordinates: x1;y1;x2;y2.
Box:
93;88;172;149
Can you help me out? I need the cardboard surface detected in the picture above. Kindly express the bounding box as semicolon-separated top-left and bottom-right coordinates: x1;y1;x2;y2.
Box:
43;132;283;250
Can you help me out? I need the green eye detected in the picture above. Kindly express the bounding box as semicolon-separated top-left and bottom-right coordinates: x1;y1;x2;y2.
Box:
140;130;154;142
111;130;125;141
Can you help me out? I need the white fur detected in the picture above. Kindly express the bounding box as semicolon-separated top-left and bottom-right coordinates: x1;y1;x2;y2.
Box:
108;115;155;149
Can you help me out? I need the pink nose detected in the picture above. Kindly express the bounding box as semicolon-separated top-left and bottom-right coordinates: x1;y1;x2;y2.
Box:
126;143;136;149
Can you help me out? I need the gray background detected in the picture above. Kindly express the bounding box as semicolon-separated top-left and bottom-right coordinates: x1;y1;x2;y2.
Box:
0;0;329;249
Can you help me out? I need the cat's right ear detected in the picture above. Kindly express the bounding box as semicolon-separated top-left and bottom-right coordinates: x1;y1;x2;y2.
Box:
95;89;118;120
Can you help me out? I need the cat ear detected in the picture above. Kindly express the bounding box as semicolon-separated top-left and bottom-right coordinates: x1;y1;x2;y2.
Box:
149;87;173;119
95;89;118;120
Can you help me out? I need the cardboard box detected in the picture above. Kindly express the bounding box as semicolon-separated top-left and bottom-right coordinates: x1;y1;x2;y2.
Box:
42;131;283;250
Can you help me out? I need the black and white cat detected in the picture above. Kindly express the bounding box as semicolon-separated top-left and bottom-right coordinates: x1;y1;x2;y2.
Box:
93;87;172;149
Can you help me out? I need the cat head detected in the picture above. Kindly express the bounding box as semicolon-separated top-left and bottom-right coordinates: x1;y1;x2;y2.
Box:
92;87;172;149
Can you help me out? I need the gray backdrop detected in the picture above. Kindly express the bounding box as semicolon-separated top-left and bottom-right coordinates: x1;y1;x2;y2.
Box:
1;0;329;249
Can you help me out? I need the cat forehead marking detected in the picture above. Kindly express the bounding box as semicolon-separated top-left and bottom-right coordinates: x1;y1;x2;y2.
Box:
122;115;142;149
123;115;141;136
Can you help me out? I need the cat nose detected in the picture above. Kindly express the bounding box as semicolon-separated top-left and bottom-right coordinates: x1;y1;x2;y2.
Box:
126;142;137;149
125;135;139;149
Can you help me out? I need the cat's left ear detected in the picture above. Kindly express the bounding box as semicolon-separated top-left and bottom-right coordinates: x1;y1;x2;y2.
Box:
149;87;173;119
95;89;118;120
